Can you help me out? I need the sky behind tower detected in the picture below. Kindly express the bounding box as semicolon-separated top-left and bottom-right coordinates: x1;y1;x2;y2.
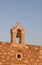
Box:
0;0;42;46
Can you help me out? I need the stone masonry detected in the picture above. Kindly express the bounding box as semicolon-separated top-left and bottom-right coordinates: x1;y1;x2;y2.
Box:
0;22;42;65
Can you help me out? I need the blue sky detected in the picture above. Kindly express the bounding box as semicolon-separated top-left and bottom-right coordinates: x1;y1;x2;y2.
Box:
0;0;42;46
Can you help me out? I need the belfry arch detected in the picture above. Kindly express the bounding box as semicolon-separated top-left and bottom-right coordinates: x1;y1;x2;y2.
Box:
11;22;25;44
16;29;21;43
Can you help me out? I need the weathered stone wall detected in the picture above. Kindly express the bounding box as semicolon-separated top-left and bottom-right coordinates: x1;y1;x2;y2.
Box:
0;42;42;65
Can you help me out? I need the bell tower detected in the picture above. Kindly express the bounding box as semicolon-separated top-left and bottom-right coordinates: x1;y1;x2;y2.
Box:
10;22;25;44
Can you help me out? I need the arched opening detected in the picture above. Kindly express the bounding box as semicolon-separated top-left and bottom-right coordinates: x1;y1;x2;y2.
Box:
16;29;21;44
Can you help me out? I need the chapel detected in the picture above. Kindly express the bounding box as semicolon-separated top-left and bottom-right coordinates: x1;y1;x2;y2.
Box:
0;22;42;65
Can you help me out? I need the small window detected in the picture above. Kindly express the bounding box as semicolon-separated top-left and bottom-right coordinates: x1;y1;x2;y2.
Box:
16;53;22;60
17;54;21;59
